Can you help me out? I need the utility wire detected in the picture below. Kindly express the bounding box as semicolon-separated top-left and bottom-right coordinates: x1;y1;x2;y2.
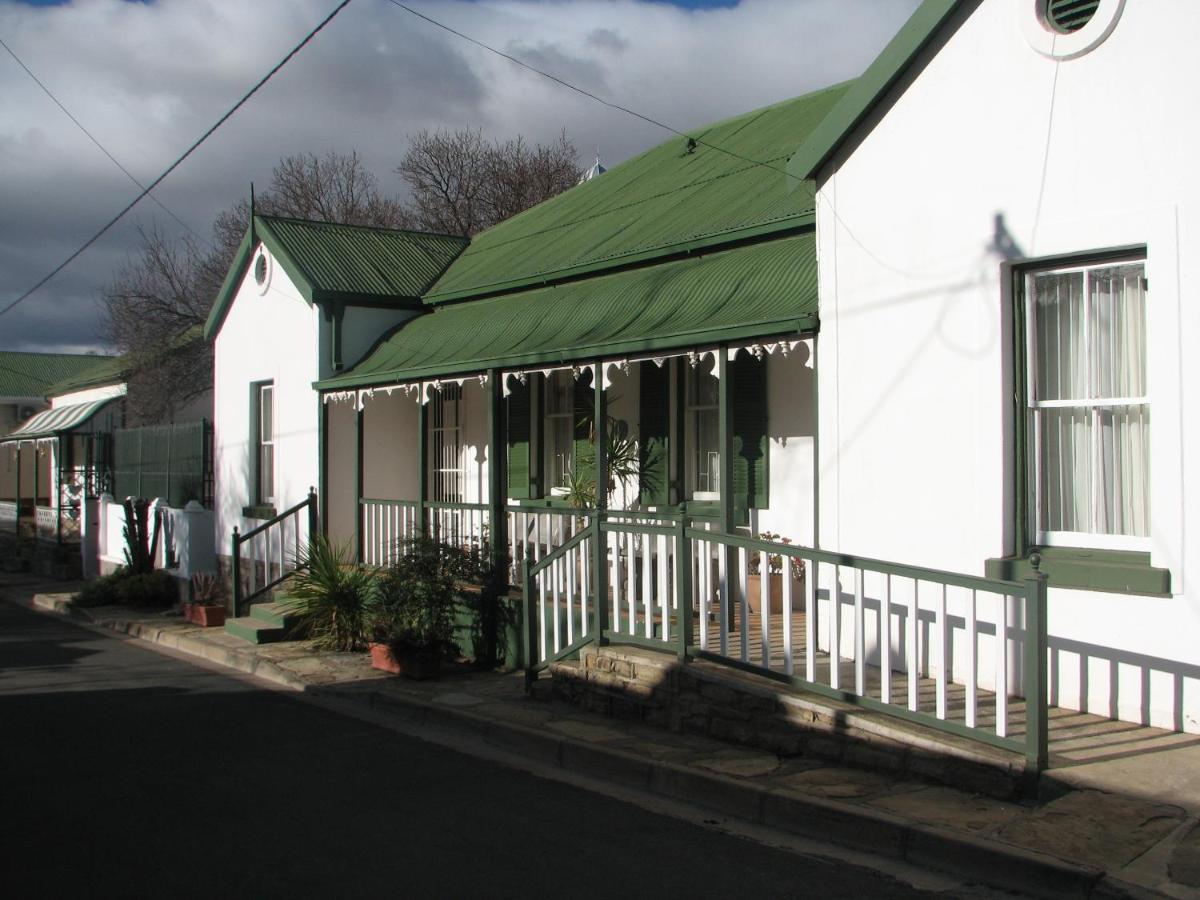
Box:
0;35;204;244
386;0;803;183
0;0;355;322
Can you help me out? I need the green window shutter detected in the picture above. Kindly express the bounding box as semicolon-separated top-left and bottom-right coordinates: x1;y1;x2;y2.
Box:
573;373;596;484
638;361;670;506
506;380;532;499
731;354;768;509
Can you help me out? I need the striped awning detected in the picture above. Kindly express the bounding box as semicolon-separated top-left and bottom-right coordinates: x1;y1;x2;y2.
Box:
3;398;117;441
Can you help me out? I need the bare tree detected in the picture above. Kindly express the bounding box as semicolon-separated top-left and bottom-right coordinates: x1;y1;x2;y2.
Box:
100;227;212;425
397;128;579;236
103;150;410;425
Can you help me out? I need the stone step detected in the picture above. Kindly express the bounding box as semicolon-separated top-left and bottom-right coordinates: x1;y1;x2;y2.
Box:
224;617;289;645
249;599;303;628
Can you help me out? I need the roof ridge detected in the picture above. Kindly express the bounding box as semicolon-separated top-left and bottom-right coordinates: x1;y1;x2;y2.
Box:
256;214;466;243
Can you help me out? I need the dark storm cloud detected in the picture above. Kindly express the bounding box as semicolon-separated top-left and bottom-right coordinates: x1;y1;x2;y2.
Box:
0;0;920;352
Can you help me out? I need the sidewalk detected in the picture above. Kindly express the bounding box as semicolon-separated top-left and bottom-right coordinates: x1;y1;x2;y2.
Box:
5;572;1197;899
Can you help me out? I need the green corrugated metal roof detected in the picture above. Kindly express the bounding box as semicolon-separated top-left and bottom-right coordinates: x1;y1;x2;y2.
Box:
0;351;117;399
262;217;468;300
204;217;469;340
319;233;817;389
424;82;851;303
43;353;128;397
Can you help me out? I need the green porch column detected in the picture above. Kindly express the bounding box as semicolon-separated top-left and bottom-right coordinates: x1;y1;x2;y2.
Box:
318;396;329;538
13;444;21;535
486;368;508;579
32;440;40;531
55;436;63;545
417;398;428;537
354;405;364;562
718;347;737;627
592;360;608;643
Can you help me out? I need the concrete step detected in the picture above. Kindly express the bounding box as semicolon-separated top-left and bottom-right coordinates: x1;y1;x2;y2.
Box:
224;616;289;645
249;600;303;628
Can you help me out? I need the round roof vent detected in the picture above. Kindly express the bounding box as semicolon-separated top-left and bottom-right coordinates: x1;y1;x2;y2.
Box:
1045;0;1100;34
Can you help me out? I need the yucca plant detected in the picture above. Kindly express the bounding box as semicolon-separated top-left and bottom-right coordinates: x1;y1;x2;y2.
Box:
288;536;378;651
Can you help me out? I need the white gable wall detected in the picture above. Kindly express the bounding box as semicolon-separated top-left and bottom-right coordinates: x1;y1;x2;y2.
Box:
213;247;321;549
815;0;1200;730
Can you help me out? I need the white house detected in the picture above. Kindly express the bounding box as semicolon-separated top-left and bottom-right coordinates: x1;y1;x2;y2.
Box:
791;0;1199;733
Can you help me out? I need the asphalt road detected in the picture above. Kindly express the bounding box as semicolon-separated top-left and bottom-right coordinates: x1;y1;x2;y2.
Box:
0;599;944;899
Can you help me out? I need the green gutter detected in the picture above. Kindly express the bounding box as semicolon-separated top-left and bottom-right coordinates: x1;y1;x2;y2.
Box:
424;214;816;305
786;0;968;182
314;316;819;392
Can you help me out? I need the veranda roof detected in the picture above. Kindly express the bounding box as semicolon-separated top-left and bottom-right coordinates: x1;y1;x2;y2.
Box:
3;397;118;440
318;231;817;390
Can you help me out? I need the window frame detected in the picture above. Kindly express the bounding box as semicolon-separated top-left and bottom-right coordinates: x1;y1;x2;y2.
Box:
253;380;275;507
991;245;1170;595
1022;256;1152;554
427;382;464;503
684;355;721;502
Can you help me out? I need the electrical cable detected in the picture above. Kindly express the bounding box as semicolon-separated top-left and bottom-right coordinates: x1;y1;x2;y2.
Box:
385;0;803;183
0;35;203;244
0;0;355;322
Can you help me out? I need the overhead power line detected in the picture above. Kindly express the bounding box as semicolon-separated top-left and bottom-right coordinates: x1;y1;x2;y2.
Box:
385;0;803;183
0;0;355;322
0;35;202;244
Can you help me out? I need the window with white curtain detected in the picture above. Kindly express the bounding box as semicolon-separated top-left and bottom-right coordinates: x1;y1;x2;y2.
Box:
685;355;720;501
1027;259;1149;549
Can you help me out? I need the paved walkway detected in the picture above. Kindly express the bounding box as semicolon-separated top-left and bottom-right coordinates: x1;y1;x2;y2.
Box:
4;572;1198;899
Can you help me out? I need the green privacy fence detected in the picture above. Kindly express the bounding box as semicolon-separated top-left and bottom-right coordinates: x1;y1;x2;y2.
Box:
112;419;212;508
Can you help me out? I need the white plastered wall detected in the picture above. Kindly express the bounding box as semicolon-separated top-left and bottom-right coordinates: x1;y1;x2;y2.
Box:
213;247;320;551
815;0;1200;731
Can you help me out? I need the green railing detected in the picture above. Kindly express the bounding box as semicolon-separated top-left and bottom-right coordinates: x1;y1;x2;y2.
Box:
523;512;1049;771
232;489;318;617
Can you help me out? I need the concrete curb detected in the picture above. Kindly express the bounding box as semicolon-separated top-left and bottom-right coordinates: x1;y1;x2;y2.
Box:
324;684;1121;900
29;594;308;691
18;590;1160;899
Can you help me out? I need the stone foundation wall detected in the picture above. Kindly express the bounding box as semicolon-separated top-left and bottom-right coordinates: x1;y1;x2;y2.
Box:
550;646;1027;799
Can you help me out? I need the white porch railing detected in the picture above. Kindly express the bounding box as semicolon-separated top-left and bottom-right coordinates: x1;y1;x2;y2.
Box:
360;498;421;566
523;516;1050;770
0;500;16;525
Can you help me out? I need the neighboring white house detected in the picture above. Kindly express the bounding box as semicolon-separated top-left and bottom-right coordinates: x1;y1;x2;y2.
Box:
1;355;126;542
203;214;468;583
789;0;1199;732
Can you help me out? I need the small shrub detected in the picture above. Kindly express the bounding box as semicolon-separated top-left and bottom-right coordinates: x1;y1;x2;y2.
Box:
190;572;226;607
371;536;493;655
74;570;129;608
288;536;377;652
117;571;179;609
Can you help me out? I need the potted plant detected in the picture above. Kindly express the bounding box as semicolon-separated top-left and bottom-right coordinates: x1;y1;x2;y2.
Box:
746;533;805;615
288;536;377;651
367;535;464;679
184;572;227;627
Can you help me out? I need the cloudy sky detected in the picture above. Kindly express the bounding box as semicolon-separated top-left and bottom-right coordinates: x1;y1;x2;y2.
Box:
0;0;920;354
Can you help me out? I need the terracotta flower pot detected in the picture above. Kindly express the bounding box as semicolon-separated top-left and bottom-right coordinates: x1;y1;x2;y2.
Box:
369;642;402;675
183;602;226;627
745;574;805;615
370;642;443;679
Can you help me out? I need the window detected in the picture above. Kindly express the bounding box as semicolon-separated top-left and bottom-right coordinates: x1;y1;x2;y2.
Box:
1025;259;1148;549
427;383;463;503
254;382;275;506
685;356;720;500
543;370;576;494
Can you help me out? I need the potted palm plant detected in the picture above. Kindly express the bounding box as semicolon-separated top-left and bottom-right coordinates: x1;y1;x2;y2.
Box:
368;535;463;679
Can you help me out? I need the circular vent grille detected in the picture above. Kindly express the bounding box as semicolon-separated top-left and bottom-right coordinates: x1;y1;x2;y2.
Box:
1046;0;1100;34
254;254;268;285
